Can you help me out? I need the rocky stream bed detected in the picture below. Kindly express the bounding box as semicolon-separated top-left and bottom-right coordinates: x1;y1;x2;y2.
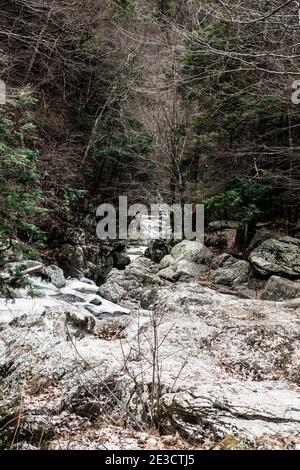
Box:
0;241;299;450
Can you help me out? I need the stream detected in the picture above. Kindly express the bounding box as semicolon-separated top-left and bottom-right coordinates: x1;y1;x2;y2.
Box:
0;245;147;325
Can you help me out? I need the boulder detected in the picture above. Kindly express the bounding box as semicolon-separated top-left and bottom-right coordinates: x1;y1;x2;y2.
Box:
82;245;114;285
144;239;170;263
65;306;96;334
99;257;164;310
284;298;300;309
90;296;103;306
232;286;258;299
112;251;131;270
261;276;300;301
124;257;161;286
55;244;114;284
247;228;280;252
170;240;213;265
158;266;177;282
45;265;66;288
84;303;128;319
98;269;127;304
56;293;84;303
210;253;231;270
249;236;300;278
211;257;250;286
159;254;175;270
159;260;208;282
175;260;208;279
54;244;85;278
159;241;212;282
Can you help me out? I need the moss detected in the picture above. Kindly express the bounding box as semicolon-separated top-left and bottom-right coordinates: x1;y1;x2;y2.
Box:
215;435;248;450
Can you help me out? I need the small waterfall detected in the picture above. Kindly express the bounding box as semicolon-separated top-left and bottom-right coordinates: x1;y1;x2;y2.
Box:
128;208;172;242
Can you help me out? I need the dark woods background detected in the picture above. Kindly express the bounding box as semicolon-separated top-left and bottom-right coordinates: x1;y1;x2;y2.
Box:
1;0;300;257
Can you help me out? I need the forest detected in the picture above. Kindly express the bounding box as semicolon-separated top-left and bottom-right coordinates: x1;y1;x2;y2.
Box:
0;0;299;453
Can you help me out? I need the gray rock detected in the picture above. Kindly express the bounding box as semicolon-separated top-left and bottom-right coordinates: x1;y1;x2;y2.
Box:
85;303;128;319
248;228;280;252
171;240;213;265
159;266;177;282
56;293;84;303
210;253;231;270
99;258;161;310
124;257;161;286
90;296;103;306
211;257;250;286
159;260;208;282
159;254;175;270
175;260;208;279
55;244;114;284
232;286;258;299
55;244;85;278
45;265;66;288
261;276;300;301
160;242;213;273
144;240;170;263
99;270;127;304
159;255;175;269
284;298;300;309
83;246;114;285
249;237;300;278
112;251;131;270
65;306;96;334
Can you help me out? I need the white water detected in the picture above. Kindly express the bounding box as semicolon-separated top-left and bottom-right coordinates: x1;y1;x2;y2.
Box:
0;232;153;325
128;210;172;242
0;270;133;325
126;244;148;262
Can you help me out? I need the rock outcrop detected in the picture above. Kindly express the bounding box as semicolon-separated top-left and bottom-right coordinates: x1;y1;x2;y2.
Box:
261;276;300;301
159;260;208;282
170;240;214;265
0;252;299;449
157;241;213;283
249;236;300;278
44;265;66;288
211;257;250;286
55;244;114;284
